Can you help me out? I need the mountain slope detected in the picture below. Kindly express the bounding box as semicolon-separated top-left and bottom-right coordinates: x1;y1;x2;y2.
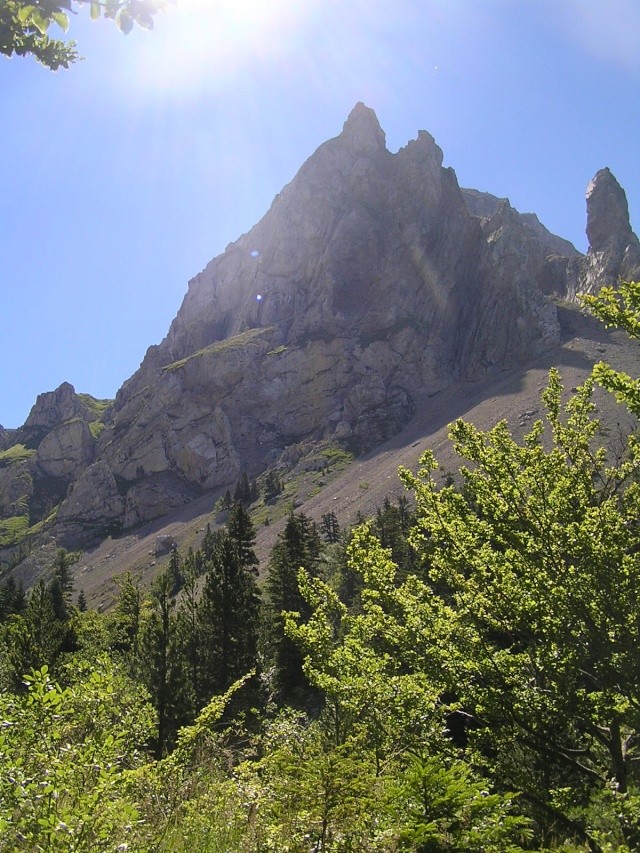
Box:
2;104;640;590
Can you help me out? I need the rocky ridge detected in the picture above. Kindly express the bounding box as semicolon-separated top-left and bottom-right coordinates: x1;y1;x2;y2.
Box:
2;104;639;562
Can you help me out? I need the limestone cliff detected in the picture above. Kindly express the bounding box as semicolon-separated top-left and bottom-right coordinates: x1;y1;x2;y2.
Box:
2;104;638;552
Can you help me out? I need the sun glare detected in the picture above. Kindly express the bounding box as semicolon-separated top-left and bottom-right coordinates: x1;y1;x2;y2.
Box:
125;0;320;95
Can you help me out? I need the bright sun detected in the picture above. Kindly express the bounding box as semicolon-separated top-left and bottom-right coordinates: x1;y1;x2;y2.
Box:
126;0;320;95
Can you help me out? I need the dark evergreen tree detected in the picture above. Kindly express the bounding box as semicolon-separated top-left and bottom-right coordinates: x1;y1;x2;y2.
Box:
198;523;260;703
175;554;202;719
3;581;65;687
110;572;142;657
227;501;259;573
48;548;74;622
263;470;283;502
138;569;186;756
76;589;87;612
263;512;321;705
320;510;340;544
168;547;183;596
0;576;26;621
373;498;418;580
233;470;252;505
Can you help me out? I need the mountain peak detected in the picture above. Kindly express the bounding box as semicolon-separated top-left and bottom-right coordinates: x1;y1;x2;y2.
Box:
586;167;634;252
340;102;386;153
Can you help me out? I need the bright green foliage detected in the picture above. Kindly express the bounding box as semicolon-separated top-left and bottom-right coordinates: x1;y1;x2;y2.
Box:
127;674;254;852
0;658;154;851
0;515;29;547
395;370;640;849
0;443;36;465
249;711;389;852
582;280;640;416
389;754;531;853
1;0;170;70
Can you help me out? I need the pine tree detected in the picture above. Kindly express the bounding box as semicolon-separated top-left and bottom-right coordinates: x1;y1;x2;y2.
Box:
138;570;186;756
227;501;259;573
233;470;252;505
48;548;74;622
320;511;340;544
0;576;26;621
264;512;321;705
110;572;142;656
198;525;260;703
175;553;202;719
168;547;183;595
4;581;65;686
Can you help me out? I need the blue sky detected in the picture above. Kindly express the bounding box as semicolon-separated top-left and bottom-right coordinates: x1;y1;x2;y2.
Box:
1;0;639;428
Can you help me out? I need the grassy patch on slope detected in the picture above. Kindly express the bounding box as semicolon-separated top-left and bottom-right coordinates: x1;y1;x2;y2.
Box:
162;327;275;372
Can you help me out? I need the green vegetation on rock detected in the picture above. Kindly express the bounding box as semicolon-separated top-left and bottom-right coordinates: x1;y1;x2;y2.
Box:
162;327;275;372
0;444;36;466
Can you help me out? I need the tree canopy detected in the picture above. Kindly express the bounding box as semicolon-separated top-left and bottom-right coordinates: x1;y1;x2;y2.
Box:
1;0;170;69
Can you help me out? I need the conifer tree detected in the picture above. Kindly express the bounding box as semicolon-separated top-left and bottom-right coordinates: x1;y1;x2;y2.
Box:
110;572;142;656
320;510;340;544
138;569;186;756
48;548;74;622
198;524;260;703
0;576;26;621
168;547;183;595
264;512;321;704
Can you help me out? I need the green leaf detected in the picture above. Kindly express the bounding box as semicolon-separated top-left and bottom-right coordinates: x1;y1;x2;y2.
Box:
17;5;36;25
90;2;101;21
51;11;69;31
117;12;134;34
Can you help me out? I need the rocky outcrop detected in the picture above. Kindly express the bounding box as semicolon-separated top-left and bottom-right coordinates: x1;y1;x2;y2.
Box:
98;103;561;510
4;105;640;553
578;168;640;295
462;188;580;258
18;382;96;448
0;383;106;555
55;460;124;547
36;419;95;479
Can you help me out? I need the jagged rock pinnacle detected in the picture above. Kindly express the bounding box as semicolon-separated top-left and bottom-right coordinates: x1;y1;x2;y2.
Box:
340;102;387;153
586;167;634;252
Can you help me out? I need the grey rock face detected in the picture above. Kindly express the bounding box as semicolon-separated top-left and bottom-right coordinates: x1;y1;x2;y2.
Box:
462;188;581;258
20;382;95;447
6;105;640;552
56;461;125;546
36;419;95;479
578;168;640;294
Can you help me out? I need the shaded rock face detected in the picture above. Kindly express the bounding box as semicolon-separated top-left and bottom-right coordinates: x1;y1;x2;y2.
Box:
55;460;124;547
5;104;640;551
36;419;95;479
93;103;563;529
578;168;640;295
0;383;102;551
19;382;95;448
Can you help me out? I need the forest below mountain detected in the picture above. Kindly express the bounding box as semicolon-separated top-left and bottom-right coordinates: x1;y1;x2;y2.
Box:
2;283;640;852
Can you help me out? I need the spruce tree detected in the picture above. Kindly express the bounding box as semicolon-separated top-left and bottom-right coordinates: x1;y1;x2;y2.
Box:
264;512;320;705
0;576;26;621
138;569;186;756
49;548;74;622
198;512;260;704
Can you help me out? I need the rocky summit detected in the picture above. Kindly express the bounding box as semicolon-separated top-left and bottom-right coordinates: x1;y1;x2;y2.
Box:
2;103;639;561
